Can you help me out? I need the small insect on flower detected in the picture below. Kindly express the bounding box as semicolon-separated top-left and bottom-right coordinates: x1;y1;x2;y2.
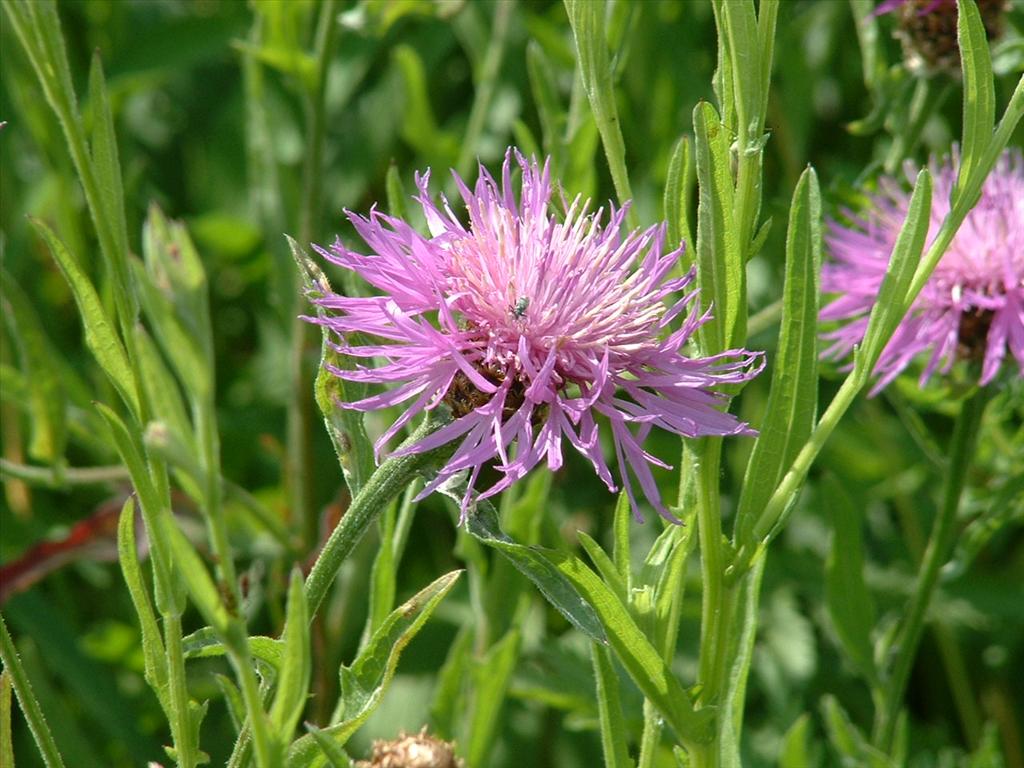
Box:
820;148;1024;393
510;296;529;320
309;149;764;521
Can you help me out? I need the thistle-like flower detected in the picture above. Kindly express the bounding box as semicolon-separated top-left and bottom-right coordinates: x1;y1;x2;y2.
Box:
311;150;763;521
875;0;1009;75
820;148;1024;392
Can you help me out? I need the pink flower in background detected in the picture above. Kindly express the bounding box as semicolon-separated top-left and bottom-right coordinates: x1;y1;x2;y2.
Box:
820;149;1024;392
311;150;763;521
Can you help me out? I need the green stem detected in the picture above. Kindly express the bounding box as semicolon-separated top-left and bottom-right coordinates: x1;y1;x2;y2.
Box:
565;0;637;227
693;438;732;768
0;458;129;486
456;0;514;178
874;388;989;753
303;417;446;619
226;624;279;768
0;613;66;768
289;0;340;548
164;613;198;768
934;623;983;748
746;298;782;338
636;700;661;768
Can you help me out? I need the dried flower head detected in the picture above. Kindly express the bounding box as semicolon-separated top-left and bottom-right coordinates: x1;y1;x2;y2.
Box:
875;0;1009;75
311;150;763;521
355;727;462;768
820;148;1024;392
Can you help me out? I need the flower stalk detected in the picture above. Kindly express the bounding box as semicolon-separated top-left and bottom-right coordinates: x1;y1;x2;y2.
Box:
873;386;990;754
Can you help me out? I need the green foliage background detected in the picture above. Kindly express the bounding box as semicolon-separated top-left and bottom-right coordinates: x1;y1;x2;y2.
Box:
1;1;1022;766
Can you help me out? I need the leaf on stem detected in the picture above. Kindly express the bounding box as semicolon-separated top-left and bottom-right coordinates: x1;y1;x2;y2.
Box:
823;477;878;686
736;167;821;547
463;500;607;643
30;219;140;420
853;170;932;386
285;571;461;766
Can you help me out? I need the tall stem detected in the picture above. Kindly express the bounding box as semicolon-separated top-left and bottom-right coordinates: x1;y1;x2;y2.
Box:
874;388;989;753
304;418;446;619
692;438;730;768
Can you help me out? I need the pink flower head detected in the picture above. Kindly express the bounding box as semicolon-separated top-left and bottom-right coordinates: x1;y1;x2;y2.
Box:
310;150;763;521
820;148;1024;393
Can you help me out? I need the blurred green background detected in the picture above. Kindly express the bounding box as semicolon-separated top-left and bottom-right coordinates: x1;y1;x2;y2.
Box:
1;1;1022;766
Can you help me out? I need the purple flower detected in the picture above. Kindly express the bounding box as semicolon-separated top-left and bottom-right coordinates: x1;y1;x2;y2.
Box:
873;0;1009;74
820;148;1024;393
310;150;763;521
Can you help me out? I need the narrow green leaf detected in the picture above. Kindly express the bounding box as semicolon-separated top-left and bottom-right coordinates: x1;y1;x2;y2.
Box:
4;2;137;338
592;645;634;768
181;629;283;670
165;523;233;635
93;402;179;611
693;101;741;354
613;491;632;588
824;478;878;685
564;0;634;218
393;45;459;165
429;626;474;740
737;167;821;546
527;41;566;168
650;523;694;658
853;170;932;385
466;629;521;767
216;674;246;735
270;569;311;743
116;498;169;709
464;500;607;643
1;671;15;768
134;326;194;449
0;273;67;466
289;236;374;497
135;223;211;401
849;0;886;92
955;0;996;205
579;531;629;606
536;548;714;747
384;163;408;220
364;505;398;645
29;218;140;419
87;52;130;277
663;135;695;254
821;695;894;768
285;571;461;766
305;725;354;768
0;614;66;768
779;713;813;768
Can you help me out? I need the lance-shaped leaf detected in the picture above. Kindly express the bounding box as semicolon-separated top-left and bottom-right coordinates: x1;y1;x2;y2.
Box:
464;500;607;644
736;167;821;546
270;569;311;743
289;236;374;497
117;499;168;711
30;218;140;420
285;571;461;767
824;477;878;685
853;170;932;386
0;272;67;466
536;548;714;747
693;101;741;353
